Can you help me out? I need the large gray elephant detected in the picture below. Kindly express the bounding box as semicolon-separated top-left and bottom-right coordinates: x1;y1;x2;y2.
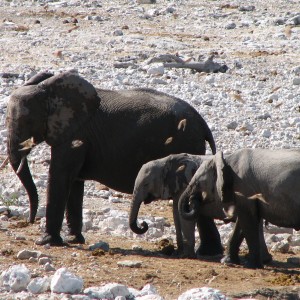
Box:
129;153;224;258
6;70;221;249
178;149;300;268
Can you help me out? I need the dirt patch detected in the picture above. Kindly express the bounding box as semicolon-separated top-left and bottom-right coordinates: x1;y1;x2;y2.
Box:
1;203;300;299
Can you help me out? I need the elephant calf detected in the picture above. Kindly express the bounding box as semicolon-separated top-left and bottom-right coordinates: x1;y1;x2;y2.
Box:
179;149;300;268
129;153;224;258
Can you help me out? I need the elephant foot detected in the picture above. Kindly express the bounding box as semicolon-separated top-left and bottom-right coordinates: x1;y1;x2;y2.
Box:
174;248;196;259
262;253;273;264
245;259;264;269
196;242;224;256
35;234;64;246
220;254;240;265
65;234;85;244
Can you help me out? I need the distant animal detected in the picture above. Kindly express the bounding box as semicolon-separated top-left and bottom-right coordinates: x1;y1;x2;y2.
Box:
129;153;224;258
6;70;221;253
178;149;300;268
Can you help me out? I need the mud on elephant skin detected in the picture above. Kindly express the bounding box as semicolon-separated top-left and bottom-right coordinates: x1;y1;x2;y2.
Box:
6;70;220;249
129;153;224;258
178;149;300;268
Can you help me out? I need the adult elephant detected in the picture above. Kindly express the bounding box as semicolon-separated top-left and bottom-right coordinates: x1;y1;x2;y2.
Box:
6;70;219;248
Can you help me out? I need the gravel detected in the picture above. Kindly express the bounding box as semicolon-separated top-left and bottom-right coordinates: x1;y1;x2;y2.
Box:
0;0;300;298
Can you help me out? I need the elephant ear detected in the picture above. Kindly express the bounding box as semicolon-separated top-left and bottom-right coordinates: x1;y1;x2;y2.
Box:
41;71;100;146
215;151;234;203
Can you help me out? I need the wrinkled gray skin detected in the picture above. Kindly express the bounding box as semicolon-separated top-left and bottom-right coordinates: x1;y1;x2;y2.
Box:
178;149;300;268
129;153;224;258
6;71;219;249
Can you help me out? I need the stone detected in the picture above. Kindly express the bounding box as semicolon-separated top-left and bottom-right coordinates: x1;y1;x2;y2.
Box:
271;241;290;253
38;257;52;265
292;77;300;85
0;264;31;292
147;63;164;76
178;287;227;300
137;0;156;3
88;241;110;252
50;268;83;294
44;262;56;272
239;5;255;12
225;22;236;30
84;283;131;299
261;129;271;138
117;260;142;268
27;276;50;294
226;121;238;130
289;15;300;25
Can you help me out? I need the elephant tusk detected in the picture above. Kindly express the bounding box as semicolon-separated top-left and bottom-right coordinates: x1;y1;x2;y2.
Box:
19;137;36;151
164;137;173;145
16;156;26;175
176;164;185;172
177;119;187;131
71;140;84;148
0;156;9;170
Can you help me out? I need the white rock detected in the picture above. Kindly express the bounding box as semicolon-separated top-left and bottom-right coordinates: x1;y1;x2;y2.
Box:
38;257;52;265
178;287;228;300
84;283;131;299
117;260;142;268
0;264;31;292
17;249;42;260
271;241;290;253
147;63;164;76
44;262;56;272
50;268;83;294
27;276;50;294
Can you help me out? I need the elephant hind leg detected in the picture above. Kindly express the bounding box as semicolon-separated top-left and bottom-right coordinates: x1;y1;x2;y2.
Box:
65;180;85;244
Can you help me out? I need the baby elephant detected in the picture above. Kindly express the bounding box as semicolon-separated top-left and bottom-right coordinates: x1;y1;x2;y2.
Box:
179;149;300;268
129;153;225;258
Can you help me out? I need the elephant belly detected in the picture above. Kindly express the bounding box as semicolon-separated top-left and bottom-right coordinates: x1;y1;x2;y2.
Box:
261;205;300;230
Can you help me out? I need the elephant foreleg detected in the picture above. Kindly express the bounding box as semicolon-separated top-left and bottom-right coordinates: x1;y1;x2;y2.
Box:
173;198;196;258
36;146;86;246
196;216;223;256
221;219;244;265
237;205;263;269
65;180;85;244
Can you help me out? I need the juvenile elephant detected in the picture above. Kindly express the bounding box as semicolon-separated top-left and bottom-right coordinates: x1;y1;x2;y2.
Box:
6;70;221;250
129;153;224;257
178;149;300;268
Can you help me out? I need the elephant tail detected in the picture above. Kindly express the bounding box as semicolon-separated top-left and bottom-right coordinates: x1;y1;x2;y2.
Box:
205;127;216;155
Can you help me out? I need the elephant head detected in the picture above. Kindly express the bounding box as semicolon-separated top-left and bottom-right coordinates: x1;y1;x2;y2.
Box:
179;151;234;220
129;154;200;234
6;71;100;222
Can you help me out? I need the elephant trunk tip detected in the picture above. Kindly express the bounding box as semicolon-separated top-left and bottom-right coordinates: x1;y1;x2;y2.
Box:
130;221;149;235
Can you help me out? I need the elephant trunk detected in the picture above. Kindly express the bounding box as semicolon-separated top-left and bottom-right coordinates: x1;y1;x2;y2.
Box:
178;185;200;221
7;134;38;223
129;190;149;234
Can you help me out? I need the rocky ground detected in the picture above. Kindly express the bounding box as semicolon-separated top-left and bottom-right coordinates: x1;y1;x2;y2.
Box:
1;0;300;299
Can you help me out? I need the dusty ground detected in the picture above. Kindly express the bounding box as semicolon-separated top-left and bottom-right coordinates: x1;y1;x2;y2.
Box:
1;188;300;300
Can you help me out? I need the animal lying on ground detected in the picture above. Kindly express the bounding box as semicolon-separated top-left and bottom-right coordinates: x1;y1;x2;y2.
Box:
178;148;300;268
6;70;221;254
